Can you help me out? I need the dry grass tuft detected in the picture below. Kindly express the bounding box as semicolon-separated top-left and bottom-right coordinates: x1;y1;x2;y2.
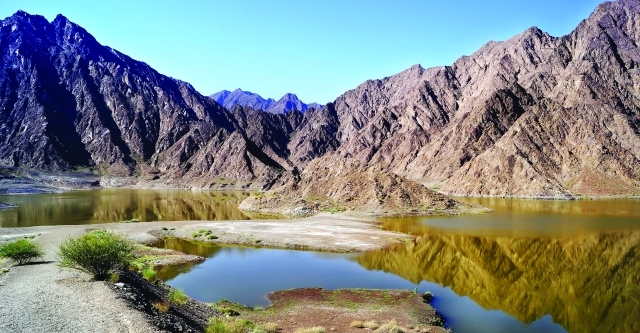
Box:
375;320;403;333
363;320;379;330
256;322;279;333
151;300;170;313
350;320;365;328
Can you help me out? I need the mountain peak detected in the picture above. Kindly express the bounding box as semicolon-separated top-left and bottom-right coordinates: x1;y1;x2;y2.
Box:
210;89;322;113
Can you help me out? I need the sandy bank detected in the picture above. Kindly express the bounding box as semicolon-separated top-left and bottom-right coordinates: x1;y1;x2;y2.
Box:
0;214;412;253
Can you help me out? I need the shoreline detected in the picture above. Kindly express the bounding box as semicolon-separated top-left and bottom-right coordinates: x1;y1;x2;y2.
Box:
0;216;447;332
0;214;414;253
2;167;638;200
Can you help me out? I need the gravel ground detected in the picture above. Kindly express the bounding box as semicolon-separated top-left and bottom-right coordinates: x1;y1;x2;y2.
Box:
0;227;163;333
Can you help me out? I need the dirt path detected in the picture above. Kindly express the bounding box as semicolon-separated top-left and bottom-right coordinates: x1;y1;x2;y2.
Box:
0;227;161;333
0;215;413;332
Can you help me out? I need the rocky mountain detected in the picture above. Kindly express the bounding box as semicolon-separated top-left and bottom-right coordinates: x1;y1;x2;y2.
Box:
210;89;322;114
2;0;640;198
0;11;307;187
313;0;640;197
210;89;275;112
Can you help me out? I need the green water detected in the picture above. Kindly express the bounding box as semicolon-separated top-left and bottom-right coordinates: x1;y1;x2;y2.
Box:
0;189;249;227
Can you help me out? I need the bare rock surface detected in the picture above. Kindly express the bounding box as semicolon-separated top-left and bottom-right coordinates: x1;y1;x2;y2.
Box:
150;216;412;252
0;11;286;187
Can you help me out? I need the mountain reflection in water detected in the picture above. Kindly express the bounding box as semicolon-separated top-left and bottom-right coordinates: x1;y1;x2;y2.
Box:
357;230;640;333
0;189;249;227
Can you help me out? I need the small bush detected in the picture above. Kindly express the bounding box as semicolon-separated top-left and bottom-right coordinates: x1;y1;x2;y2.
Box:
142;266;157;281
217;307;240;317
294;327;326;333
109;272;120;283
193;229;214;238
57;230;134;280
168;288;189;306
0;239;44;265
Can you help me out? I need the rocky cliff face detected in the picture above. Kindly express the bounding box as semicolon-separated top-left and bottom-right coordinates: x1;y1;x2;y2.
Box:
210;89;322;114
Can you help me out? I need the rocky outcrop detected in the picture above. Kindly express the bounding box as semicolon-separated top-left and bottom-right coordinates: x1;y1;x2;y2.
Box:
210;89;322;114
239;155;490;216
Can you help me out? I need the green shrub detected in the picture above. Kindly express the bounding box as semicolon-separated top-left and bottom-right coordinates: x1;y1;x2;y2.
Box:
168;288;189;306
57;230;135;280
142;266;157;281
206;318;254;333
109;272;120;283
0;239;44;265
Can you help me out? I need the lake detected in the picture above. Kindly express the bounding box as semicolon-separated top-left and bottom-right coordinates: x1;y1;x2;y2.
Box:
0;189;249;227
156;197;640;333
1;190;638;332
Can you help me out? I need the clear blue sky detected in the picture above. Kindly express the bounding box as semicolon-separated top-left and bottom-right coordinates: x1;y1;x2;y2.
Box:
1;0;603;104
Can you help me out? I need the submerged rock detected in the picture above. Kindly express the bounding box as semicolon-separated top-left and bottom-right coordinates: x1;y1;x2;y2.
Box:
0;202;17;209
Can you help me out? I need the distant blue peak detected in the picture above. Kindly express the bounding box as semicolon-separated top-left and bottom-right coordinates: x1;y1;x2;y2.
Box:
210;89;322;114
